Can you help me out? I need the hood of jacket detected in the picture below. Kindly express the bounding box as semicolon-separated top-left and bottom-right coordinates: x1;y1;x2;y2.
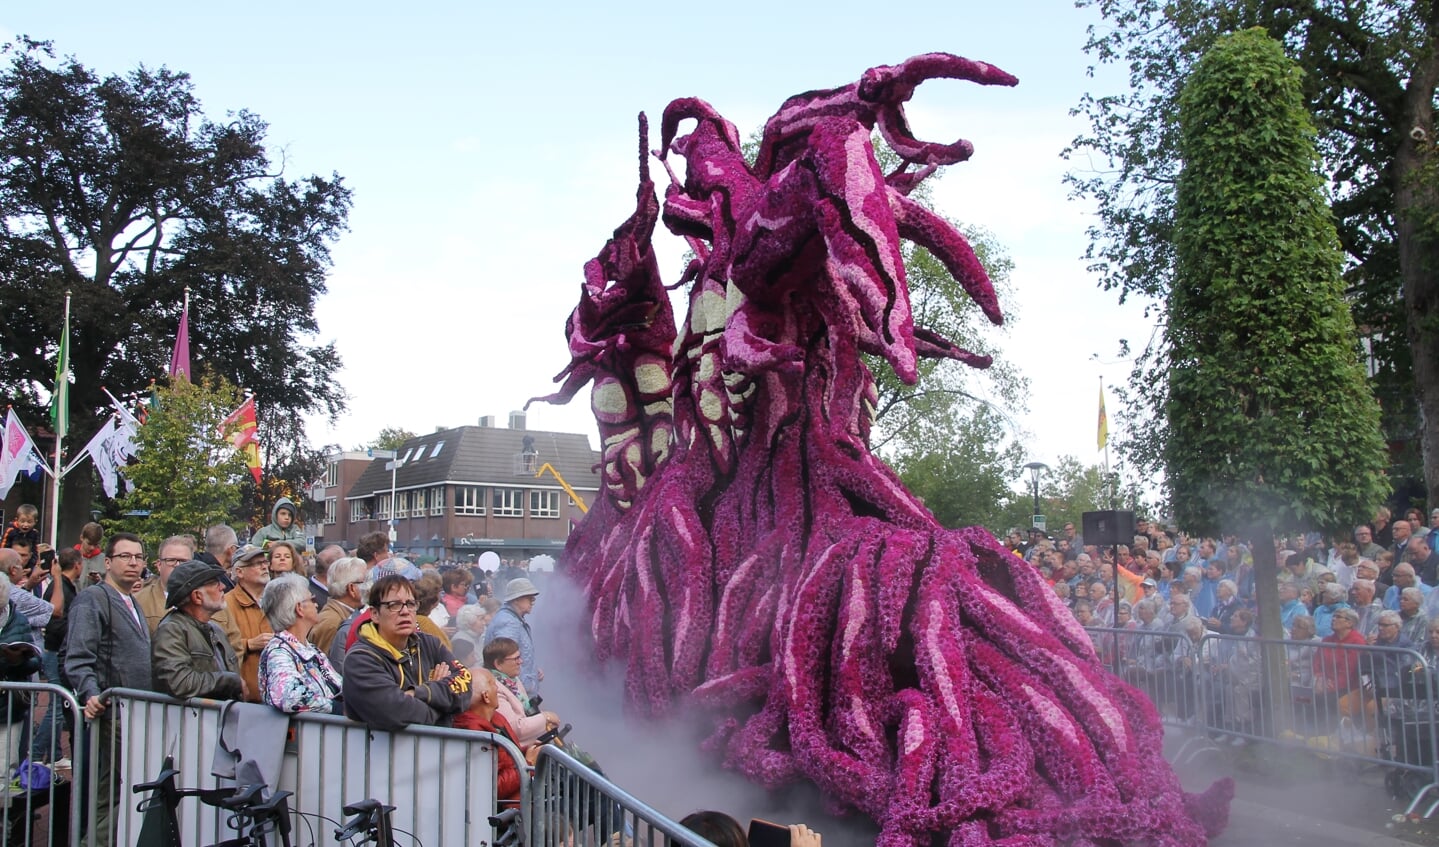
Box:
271;497;298;527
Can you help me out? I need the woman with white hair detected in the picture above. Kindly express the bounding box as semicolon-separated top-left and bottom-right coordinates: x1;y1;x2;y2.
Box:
259;574;343;714
1204;579;1241;633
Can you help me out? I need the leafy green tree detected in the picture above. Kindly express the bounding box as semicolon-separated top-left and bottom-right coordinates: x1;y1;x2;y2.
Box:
892;405;1026;531
1038;456;1118;534
0;38;351;538
1165;30;1388;666
109;374;249;554
367;427;418;453
1068;0;1439;511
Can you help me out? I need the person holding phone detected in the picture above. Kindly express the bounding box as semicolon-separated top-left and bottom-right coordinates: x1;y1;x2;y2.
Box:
677;810;821;847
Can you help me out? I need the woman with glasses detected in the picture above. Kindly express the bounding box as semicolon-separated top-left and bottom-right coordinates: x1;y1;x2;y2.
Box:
341;574;473;730
259;574;343;714
481;636;560;744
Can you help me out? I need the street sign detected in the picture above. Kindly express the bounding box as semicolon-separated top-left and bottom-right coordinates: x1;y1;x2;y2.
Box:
1032;515;1046;531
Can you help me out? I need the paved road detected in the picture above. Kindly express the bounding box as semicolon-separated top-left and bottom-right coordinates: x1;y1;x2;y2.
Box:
1172;731;1439;847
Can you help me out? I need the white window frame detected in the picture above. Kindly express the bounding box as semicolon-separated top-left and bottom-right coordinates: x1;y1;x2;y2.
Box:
493;488;524;517
395;491;410;519
376;493;392;521
324;497;337;525
325;462;338;488
430;486;446;516
530;489;560;519
456;486;486;516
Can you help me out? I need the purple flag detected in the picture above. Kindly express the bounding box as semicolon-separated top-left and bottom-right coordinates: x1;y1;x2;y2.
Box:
169;302;190;380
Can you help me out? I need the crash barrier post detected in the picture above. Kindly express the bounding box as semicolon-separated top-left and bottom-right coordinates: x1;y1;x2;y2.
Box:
529;744;710;847
0;681;83;847
1088;626;1439;816
84;688;526;847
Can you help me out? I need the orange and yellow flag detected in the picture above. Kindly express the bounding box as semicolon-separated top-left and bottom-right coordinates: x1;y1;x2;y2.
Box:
1097;386;1109;451
221;396;262;484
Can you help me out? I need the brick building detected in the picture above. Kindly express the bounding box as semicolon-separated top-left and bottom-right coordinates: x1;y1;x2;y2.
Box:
312;414;599;561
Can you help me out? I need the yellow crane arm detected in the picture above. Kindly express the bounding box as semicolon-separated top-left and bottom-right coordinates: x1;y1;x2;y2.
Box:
534;462;589;514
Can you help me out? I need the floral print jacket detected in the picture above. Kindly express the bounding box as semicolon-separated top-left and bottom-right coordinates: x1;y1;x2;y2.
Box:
259;630;343;713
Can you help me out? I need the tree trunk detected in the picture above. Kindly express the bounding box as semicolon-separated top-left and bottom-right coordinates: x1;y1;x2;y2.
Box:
1249;523;1292;733
1396;53;1439;512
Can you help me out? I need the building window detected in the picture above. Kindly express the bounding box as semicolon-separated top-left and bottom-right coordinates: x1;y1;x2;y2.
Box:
395;491;410;519
456;486;486;516
376;493;392;521
530;490;560;519
493;488;524;517
325;462;338;488
430;441;444;458
430;486;446;516
324;498;337;525
351;499;372;523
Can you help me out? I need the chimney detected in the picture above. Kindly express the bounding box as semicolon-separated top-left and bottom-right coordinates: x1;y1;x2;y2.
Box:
509;410;527;430
478;415;495;428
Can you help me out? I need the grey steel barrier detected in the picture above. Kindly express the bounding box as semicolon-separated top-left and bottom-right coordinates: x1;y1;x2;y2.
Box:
529;745;710;847
83;688;528;847
1087;625;1439;817
0;681;83;847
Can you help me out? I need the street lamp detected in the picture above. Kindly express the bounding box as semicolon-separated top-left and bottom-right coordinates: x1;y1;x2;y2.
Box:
1023;461;1049;532
368;448;405;543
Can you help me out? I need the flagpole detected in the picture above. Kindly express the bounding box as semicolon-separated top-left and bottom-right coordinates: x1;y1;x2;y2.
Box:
48;290;71;548
1101;375;1114;509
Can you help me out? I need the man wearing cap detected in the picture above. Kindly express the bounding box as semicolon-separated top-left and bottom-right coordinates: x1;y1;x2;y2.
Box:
483;578;542;694
211;545;274;703
151;560;244;701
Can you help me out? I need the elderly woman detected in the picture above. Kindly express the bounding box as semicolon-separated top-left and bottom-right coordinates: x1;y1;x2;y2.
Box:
454;604;493;643
258;573;343;714
1204;579;1241;633
482;636;560;745
267;541;302;577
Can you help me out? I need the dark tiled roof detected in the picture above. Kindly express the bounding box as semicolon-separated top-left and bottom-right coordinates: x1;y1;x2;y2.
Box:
346;426;599;498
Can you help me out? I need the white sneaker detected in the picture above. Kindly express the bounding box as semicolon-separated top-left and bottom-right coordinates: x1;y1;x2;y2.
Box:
52;758;70;769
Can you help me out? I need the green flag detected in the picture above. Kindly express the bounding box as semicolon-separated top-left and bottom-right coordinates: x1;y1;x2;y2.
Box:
51;301;69;440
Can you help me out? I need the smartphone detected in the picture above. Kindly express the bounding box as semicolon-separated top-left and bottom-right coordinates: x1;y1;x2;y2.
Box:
748;819;790;847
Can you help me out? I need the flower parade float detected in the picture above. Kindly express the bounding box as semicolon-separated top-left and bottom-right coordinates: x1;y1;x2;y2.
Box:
532;53;1233;846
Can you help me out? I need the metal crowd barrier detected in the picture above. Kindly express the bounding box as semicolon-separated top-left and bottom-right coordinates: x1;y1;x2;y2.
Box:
1087;625;1439;816
529;745;710;847
79;688;527;847
0;681;83;847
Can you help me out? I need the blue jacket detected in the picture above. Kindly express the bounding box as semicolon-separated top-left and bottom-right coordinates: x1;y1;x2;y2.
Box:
1313;601;1351;639
483;605;537;694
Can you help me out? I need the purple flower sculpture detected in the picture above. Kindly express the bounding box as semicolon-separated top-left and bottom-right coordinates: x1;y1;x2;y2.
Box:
533;54;1232;846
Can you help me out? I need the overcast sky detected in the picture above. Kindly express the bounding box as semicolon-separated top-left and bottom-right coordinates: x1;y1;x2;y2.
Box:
5;1;1152;492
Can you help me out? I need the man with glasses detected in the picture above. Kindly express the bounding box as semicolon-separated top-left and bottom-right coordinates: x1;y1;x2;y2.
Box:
135;535;197;633
61;532;153;847
212;545;274;703
343;574;472;730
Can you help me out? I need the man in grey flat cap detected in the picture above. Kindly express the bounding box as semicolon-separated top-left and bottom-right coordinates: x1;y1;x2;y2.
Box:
483;578;542;694
151;560;244;701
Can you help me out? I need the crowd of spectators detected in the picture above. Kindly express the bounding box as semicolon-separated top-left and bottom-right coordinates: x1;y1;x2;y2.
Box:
1019;507;1439;749
0;506;567;845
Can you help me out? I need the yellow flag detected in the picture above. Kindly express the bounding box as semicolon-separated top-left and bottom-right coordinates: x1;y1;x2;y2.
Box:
1097;387;1109;450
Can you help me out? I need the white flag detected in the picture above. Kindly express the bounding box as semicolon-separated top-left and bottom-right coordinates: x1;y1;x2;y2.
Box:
79;416;139;497
0;410;45;499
